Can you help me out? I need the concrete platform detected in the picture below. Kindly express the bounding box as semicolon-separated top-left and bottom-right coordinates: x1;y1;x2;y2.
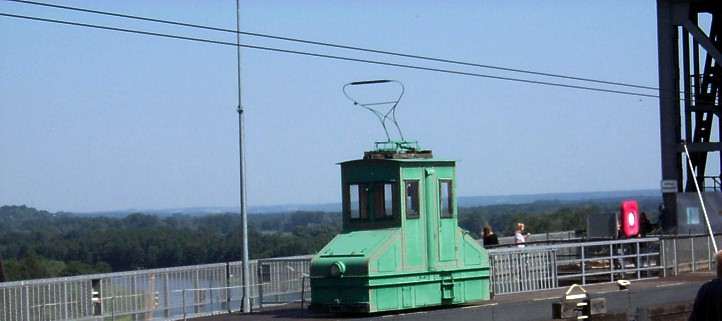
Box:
197;272;711;321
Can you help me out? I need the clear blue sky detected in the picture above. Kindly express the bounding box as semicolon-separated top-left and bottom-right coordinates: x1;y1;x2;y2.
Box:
1;1;665;212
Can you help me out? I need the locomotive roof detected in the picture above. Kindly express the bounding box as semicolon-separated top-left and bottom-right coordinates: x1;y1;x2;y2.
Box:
339;158;456;165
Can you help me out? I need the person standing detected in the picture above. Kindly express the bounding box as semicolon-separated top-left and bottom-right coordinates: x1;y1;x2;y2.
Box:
0;254;6;282
514;223;528;248
638;212;654;267
639;212;653;237
482;224;499;248
688;251;722;320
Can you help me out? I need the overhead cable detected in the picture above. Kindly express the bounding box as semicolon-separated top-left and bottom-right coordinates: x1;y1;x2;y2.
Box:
5;0;659;92
0;12;659;99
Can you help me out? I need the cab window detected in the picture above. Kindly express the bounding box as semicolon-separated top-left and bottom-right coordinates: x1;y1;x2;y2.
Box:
346;184;368;220
405;180;420;218
439;180;453;218
374;183;397;219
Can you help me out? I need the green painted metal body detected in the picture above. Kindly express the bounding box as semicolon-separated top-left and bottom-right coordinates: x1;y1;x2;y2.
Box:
310;154;491;313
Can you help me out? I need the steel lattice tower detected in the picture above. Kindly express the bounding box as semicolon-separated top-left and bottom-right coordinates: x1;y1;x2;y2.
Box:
658;0;721;233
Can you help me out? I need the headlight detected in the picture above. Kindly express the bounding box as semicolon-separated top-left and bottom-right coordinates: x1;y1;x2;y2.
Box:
329;261;346;277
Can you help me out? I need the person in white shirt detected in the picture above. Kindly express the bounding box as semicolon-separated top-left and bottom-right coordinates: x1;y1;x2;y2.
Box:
514;223;528;248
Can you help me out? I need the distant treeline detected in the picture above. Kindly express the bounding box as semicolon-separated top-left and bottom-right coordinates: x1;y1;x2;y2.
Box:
459;197;660;238
0;206;339;281
0;197;659;281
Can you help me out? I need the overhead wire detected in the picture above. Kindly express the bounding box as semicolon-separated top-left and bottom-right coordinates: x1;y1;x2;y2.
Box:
0;12;660;99
5;0;660;92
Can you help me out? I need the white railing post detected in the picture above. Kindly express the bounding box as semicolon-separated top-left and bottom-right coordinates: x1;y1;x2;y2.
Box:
673;237;679;275
62;281;68;321
300;276;306;310
708;236;712;271
193;270;199;314
609;244;615;281
661;239;667;277
182;289;186;321
636;241;641;279
163;274;170;318
692;237;697;272
110;288;115;321
24;286;30;321
226;263;231;314
580;245;586;285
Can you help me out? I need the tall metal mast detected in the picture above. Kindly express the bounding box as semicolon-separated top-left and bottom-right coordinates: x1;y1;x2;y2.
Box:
235;0;251;313
657;0;721;234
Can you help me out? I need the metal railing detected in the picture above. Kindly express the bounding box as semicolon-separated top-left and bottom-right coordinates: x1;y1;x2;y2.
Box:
550;238;663;286
0;256;312;321
0;274;94;321
661;233;722;276
487;237;664;295
0;234;717;320
494;230;578;246
488;247;557;295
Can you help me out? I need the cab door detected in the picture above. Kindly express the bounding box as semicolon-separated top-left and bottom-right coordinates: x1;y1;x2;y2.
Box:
424;168;457;267
423;169;440;268
437;178;456;262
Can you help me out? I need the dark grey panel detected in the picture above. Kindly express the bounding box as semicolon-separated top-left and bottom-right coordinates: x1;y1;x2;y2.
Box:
675;192;722;234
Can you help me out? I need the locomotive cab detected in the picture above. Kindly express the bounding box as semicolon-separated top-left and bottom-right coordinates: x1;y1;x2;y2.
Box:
310;147;491;313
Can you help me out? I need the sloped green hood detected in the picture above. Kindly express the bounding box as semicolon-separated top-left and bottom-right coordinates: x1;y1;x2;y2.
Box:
311;228;399;278
318;229;396;257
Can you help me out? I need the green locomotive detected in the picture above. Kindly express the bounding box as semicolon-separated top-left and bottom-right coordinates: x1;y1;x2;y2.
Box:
309;142;491;313
310;80;491;313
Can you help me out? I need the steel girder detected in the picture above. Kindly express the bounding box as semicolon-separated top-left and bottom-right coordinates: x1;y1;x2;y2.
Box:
657;0;720;231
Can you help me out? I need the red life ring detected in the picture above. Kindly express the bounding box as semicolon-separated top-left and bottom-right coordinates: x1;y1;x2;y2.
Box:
620;200;639;238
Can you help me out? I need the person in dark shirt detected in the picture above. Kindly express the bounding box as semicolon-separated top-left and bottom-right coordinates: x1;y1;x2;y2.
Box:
689;251;722;321
639;212;653;237
482;224;499;248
